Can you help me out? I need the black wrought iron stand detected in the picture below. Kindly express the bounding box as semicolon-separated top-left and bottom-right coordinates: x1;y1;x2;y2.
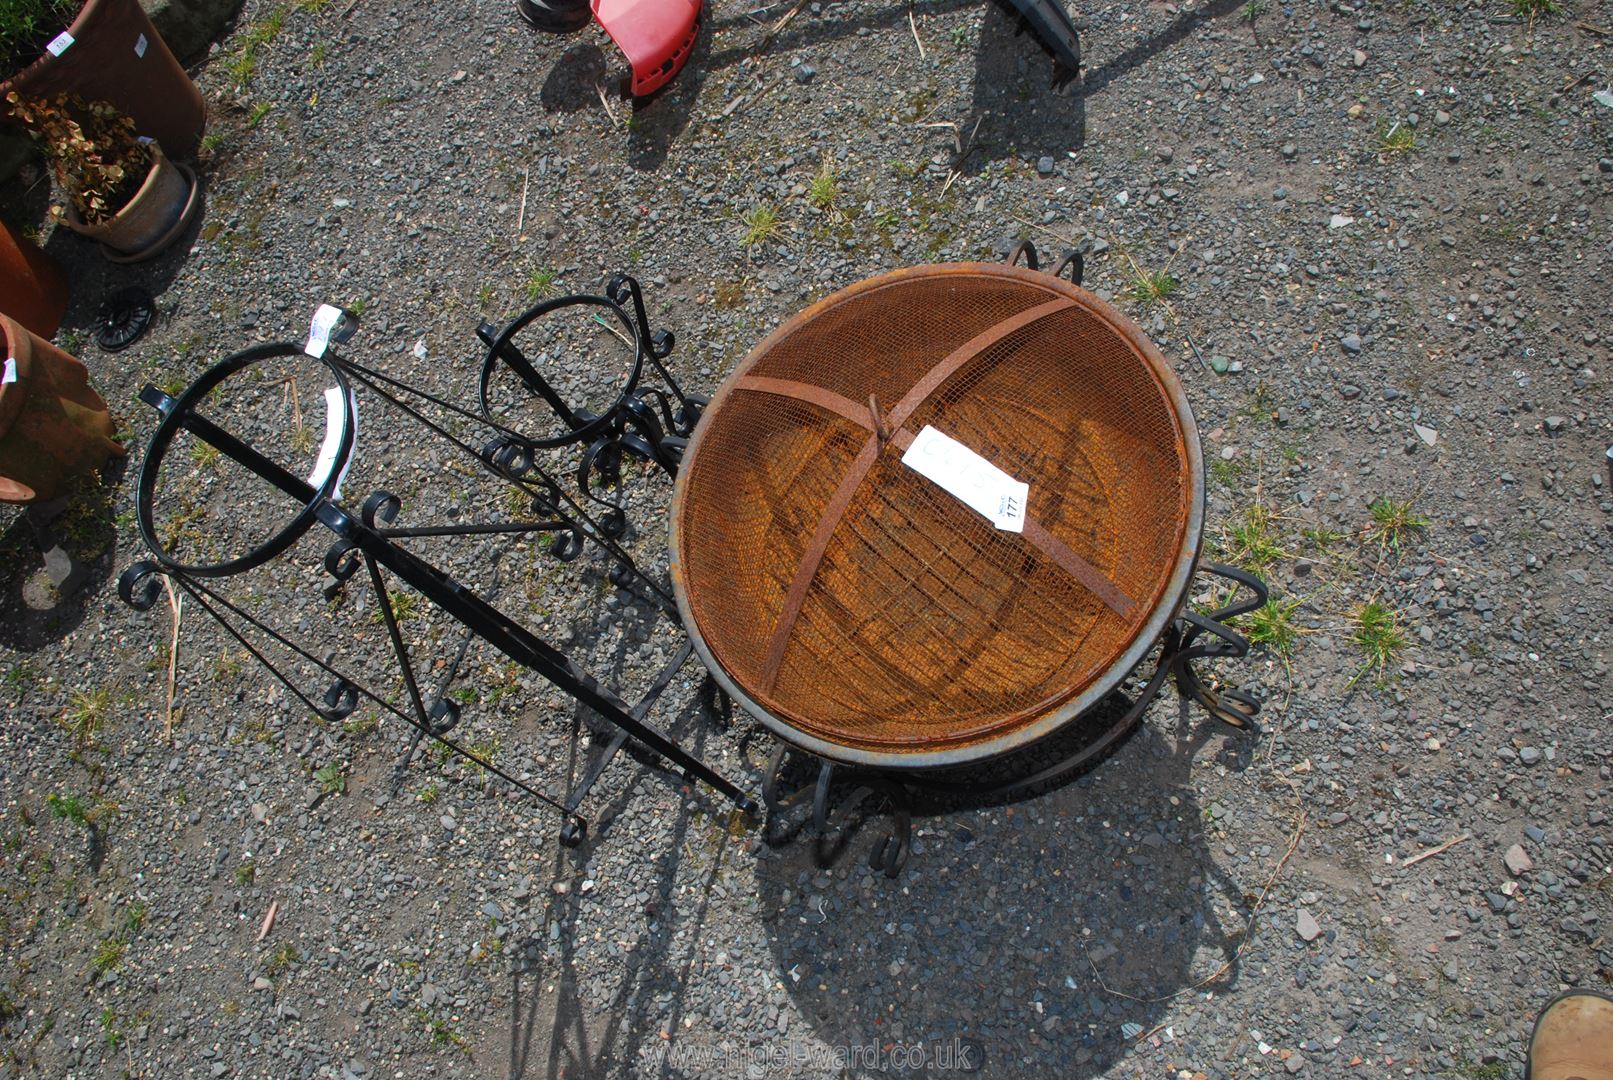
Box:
121;281;757;849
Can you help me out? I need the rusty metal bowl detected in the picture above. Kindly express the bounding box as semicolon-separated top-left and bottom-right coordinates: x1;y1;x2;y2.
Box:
670;263;1204;769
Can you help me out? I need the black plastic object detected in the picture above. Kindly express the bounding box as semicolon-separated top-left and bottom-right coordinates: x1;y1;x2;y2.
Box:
517;0;592;33
1005;0;1082;81
95;286;156;352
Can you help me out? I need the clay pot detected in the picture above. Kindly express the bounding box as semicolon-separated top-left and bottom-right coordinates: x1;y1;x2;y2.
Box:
0;216;68;337
0;313;125;504
1;0;206;159
64;143;200;262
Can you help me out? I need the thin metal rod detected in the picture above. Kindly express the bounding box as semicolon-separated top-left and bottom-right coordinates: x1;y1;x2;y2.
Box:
334;356;678;612
171;573;582;822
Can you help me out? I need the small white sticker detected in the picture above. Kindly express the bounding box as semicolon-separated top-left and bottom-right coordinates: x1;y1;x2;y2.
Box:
303;304;345;358
307;385;356;499
46;31;73;56
134;33;148;58
2;358;16;384
901;425;1028;533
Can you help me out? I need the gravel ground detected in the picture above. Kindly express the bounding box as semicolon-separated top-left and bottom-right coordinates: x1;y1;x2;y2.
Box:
1;0;1610;1076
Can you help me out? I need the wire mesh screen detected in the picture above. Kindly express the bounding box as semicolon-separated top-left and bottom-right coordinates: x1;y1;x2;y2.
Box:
673;264;1199;764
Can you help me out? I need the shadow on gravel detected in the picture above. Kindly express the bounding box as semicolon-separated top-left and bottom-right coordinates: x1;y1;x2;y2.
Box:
756;707;1257;1079
0;466;125;650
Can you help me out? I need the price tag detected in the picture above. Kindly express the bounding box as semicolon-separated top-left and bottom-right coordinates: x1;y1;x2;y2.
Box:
2;358;16;385
134;33;147;57
304;304;345;358
46;31;73;56
901;425;1028;533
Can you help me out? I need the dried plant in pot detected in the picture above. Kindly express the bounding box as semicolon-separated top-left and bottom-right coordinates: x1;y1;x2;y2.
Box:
0;0;205;157
7;90;199;262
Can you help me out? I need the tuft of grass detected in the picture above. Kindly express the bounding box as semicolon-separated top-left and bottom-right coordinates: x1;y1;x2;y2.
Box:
417;783;440;805
91;938;125;975
246;101;273;127
417;1009;472;1053
1366;496;1430;555
1241;0;1265;19
1237;597;1304;657
1223;503;1287;574
808;164;838;210
524;268;556;300
4;661;35;694
371;588;420;624
265;943;300;978
1510;0;1559;18
60;689;111;749
1124;268;1179;306
342;712;380;735
740;204;784;247
1302;525;1349;554
46;792;91;828
234;860;257;885
1350;599;1406;686
1376;121;1416;156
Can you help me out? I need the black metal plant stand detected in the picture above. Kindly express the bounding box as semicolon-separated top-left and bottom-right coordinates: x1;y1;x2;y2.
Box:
120;281;757;849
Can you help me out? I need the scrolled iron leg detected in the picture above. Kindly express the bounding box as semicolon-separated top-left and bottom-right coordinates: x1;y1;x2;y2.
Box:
1169;562;1270;734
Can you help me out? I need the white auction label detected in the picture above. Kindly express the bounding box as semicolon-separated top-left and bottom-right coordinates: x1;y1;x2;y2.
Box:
2;358;16;385
900;425;1028;533
134;33;147;57
46;31;73;56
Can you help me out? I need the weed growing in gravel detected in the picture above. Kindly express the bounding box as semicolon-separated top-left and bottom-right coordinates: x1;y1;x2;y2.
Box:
314;762;345;795
808;164;838;211
342;713;379;735
46;793;90;828
234;860;256;885
1123;268;1179;306
225;5;287;89
4;662;34;694
189;440;220;470
1241;0;1265;21
59;689;110;750
371;588;420;624
1302;525;1349;554
1366;496;1430;555
265;943;300;978
1376;122;1416;156
417;784;440;804
1350;599;1405;686
740;204;784;247
91;937;124;975
525;268;556;299
310;42;327;65
1238;597;1304;657
1223;504;1287;574
417;1010;471;1052
1510;0;1559;21
247;102;273;127
99;1007;121;1048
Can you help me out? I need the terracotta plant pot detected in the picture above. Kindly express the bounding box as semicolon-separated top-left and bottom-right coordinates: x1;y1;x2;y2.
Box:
1;0;205;159
0;312;125;504
0;215;68;337
64;142;200;262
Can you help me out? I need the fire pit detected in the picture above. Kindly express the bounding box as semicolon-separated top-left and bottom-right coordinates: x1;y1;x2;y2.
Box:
671;259;1256;773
